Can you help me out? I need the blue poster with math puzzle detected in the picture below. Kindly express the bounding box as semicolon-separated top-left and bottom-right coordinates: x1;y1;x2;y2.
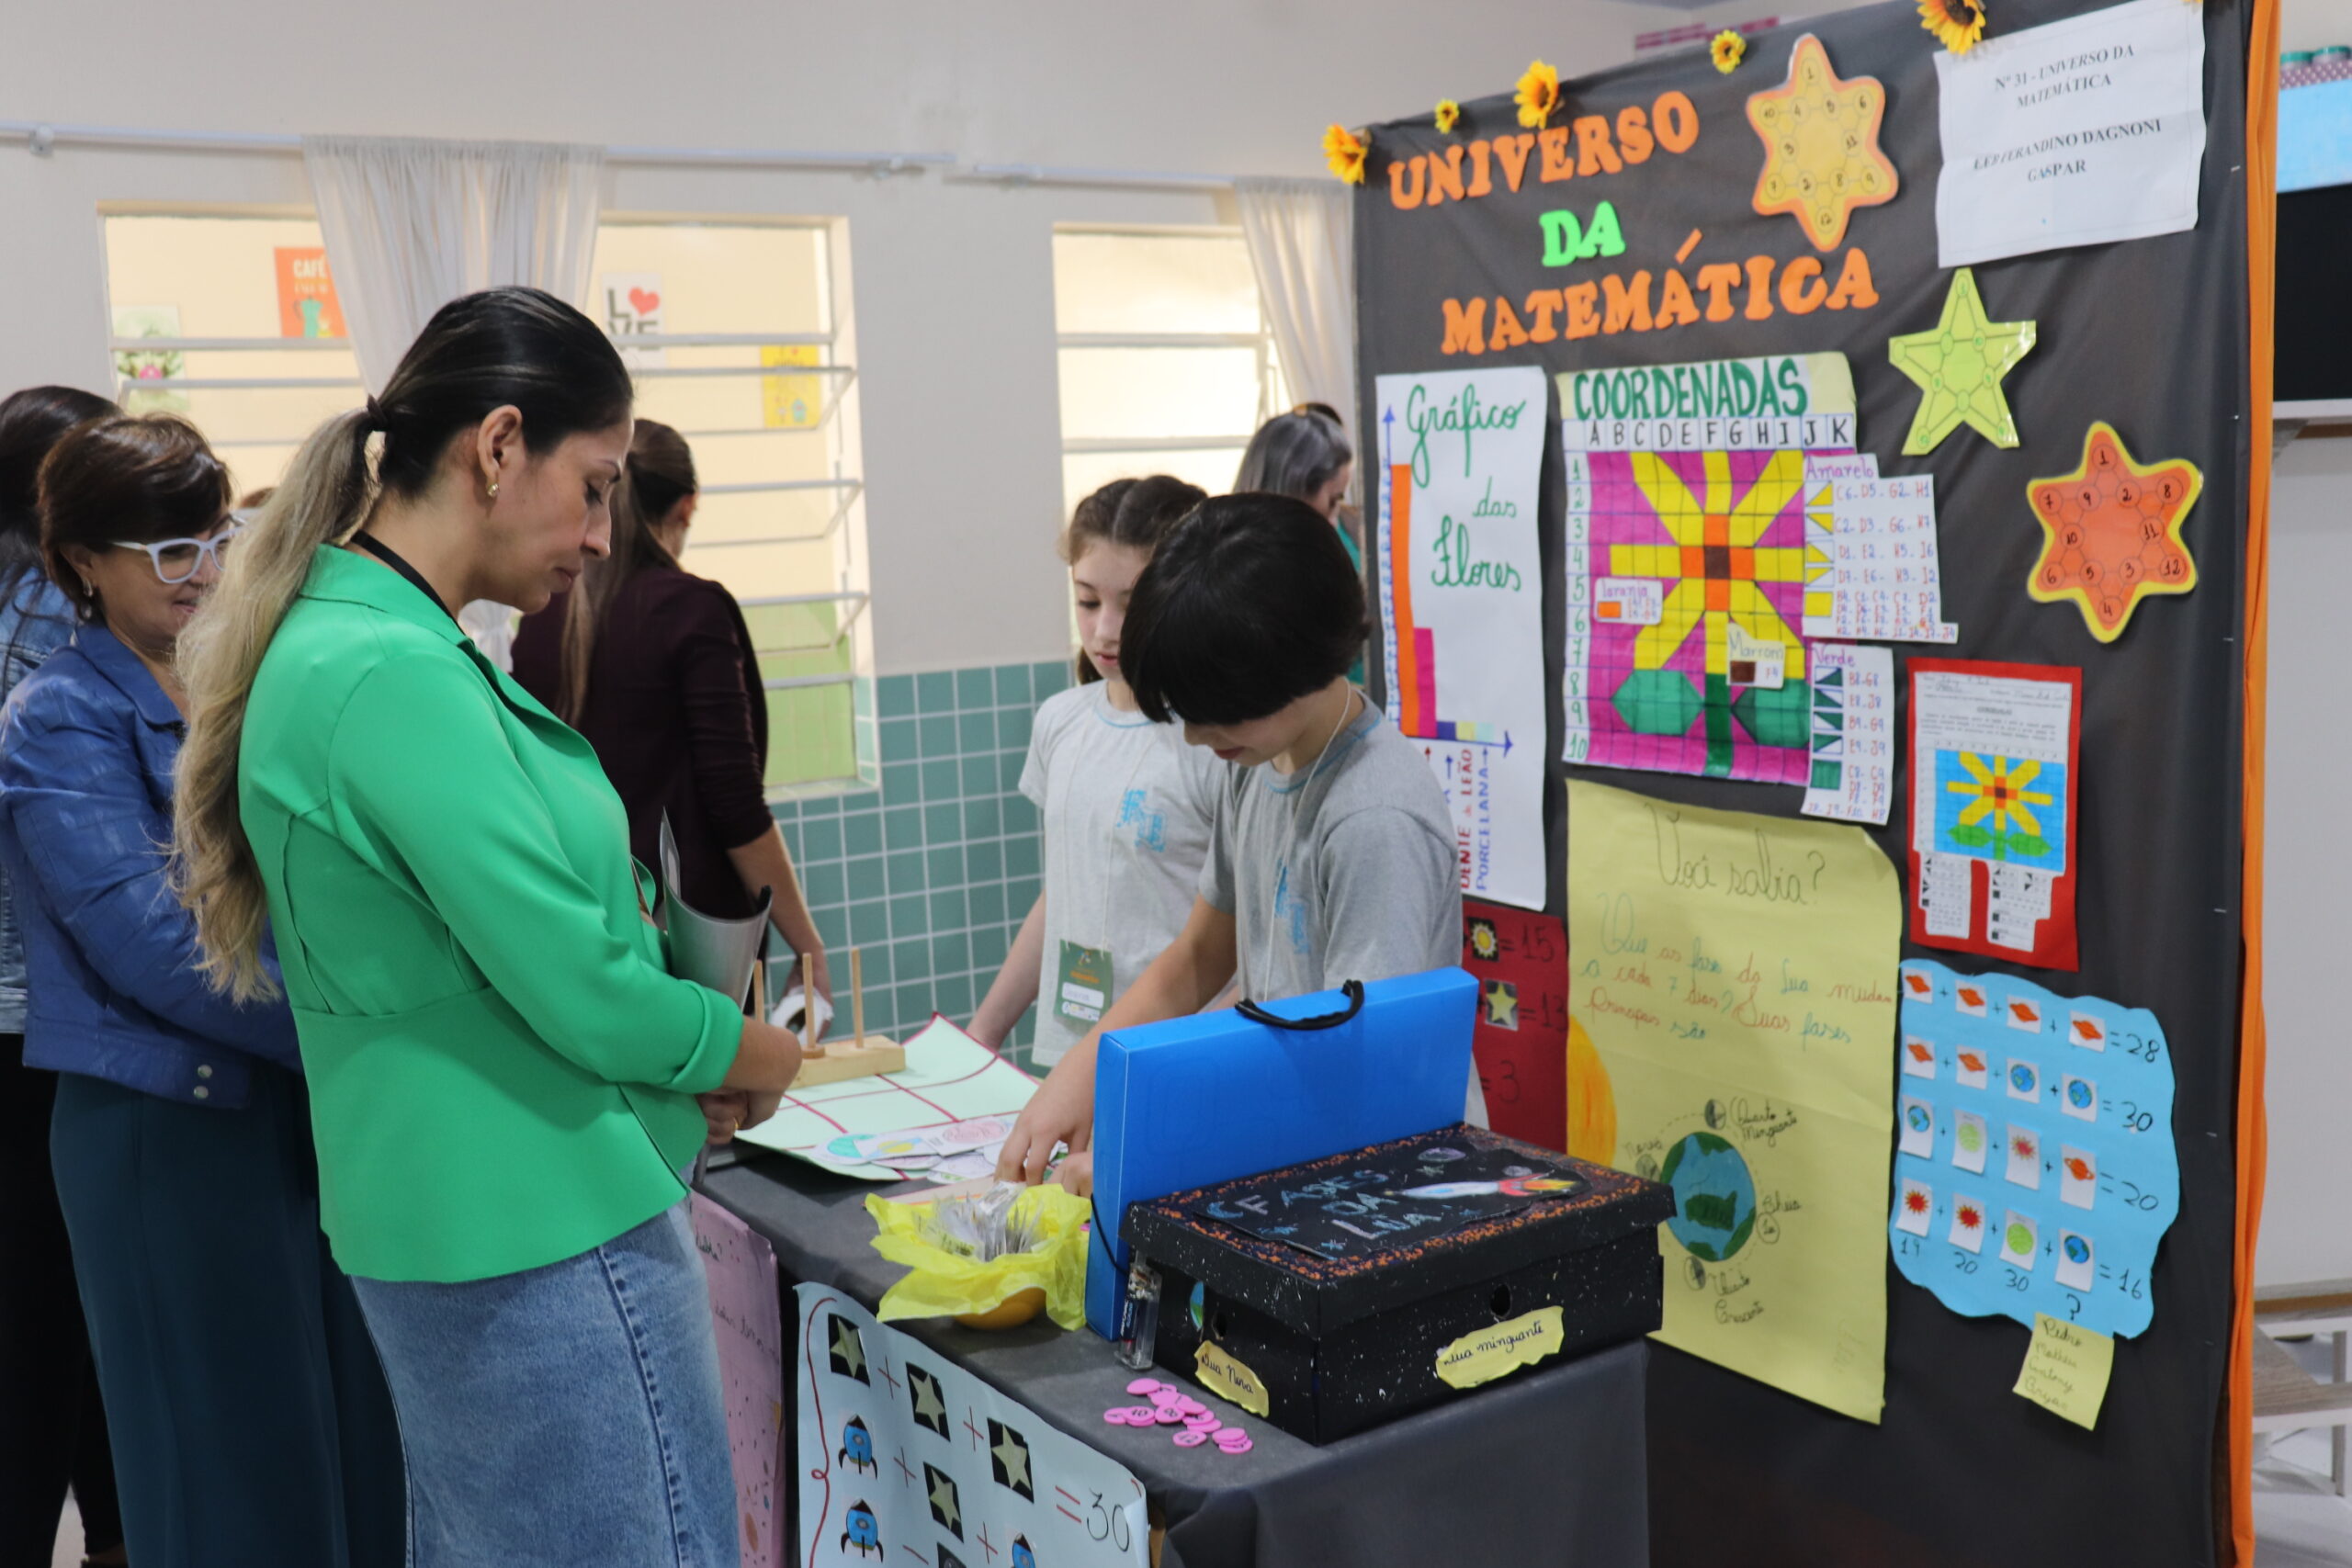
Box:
1887;960;2177;1337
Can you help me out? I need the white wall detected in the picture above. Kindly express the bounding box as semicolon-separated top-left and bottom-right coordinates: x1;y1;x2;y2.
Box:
0;0;1677;674
2258;434;2352;1286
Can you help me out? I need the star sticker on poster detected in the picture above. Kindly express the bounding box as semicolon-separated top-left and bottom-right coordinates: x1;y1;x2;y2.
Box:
1887;268;2036;454
987;1418;1034;1499
826;1314;868;1384
907;1365;950;1438
2025;423;2201;642
1746;34;1899;251
1482;980;1521;1031
923;1463;964;1539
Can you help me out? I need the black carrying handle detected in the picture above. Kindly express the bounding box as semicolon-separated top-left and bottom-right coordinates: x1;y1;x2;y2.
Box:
1235;978;1366;1032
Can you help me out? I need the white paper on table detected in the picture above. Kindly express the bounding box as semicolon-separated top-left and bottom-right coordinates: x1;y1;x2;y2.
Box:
734;1017;1038;1180
1934;0;2207;267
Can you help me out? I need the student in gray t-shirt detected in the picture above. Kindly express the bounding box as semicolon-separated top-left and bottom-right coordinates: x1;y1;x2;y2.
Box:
999;494;1475;1192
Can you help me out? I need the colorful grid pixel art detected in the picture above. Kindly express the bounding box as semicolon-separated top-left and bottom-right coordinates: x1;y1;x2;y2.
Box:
1561;354;1859;784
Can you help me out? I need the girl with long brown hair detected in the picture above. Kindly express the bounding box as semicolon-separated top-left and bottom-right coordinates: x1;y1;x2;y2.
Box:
511;417;830;1014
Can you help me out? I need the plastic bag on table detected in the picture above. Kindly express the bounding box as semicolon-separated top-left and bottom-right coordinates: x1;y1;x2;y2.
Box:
865;1182;1091;1331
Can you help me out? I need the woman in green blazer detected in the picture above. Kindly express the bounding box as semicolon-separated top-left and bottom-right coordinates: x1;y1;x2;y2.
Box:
172;288;807;1568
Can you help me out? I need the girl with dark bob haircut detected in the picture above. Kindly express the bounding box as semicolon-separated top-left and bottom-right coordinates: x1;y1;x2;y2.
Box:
999;493;1478;1191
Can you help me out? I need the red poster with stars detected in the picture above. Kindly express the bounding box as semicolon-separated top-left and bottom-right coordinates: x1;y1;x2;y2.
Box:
1462;899;1569;1152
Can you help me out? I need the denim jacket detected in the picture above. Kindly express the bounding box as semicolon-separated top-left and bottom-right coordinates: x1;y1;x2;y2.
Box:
0;623;299;1106
0;572;76;1033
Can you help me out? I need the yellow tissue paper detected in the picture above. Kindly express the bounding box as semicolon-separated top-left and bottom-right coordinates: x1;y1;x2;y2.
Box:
865;1185;1092;1331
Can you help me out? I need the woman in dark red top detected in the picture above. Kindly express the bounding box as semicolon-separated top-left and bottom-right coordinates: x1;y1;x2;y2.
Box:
513;419;830;1017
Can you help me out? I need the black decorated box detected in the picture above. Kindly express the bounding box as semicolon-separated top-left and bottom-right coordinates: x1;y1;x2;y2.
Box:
1121;1123;1674;1444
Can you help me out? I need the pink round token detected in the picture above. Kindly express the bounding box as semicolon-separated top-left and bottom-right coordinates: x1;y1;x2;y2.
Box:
1171;1428;1209;1448
1152;1405;1186;1426
1125;1378;1159;1396
1216;1432;1254;1455
1102;1408;1130;1425
1176;1397;1208;1416
1183;1416;1222;1435
1121;1406;1159;1427
1150;1390;1182;1408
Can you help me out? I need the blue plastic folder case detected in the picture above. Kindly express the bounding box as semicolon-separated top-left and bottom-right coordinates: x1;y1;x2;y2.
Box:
1087;968;1477;1339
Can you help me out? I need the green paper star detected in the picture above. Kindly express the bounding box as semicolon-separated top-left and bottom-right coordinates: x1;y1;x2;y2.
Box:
1887;267;2036;455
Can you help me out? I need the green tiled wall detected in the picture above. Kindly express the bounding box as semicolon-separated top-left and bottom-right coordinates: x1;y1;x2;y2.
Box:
769;658;1072;1052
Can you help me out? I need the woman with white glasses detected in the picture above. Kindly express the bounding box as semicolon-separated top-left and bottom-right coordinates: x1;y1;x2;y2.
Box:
0;413;402;1568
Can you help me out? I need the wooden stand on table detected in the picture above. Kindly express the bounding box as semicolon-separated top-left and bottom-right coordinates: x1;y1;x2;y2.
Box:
788;946;907;1087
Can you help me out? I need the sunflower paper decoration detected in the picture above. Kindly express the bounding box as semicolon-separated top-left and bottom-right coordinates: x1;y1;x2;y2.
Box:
1435;99;1462;133
1919;0;1987;53
1711;30;1747;73
1322;124;1368;185
1515;60;1561;128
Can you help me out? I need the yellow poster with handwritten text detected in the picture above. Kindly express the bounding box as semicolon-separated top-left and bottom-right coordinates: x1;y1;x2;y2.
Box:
1568;779;1900;1423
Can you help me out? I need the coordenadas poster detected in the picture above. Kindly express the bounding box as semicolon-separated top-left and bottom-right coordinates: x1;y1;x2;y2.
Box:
1376;365;1550;910
1568;778;1900;1422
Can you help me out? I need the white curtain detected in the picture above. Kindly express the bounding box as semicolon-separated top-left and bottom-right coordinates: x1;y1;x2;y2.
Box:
302;135;605;392
1236;177;1358;422
302;135;605;667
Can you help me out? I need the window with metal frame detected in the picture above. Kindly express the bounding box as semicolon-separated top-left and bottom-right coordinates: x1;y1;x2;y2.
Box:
1051;225;1286;521
98;207;869;795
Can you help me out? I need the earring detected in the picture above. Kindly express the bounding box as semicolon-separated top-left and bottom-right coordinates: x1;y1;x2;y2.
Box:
486;479;500;501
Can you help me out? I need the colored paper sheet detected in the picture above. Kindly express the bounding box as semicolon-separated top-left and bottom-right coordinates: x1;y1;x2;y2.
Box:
1460;900;1570;1152
1800;454;1957;645
1802;643;1894;827
1905;660;2082;969
1559;355;1858;785
692;1195;786;1568
734;1017;1039;1179
1747;34;1899;253
1890;962;2177;1337
1567;779;1900;1423
2025;422;2201;643
273;247;345;339
2015;1314;2115;1429
2280;77;2352;192
1932;0;2207;267
1376;366;1551;910
599;271;666;367
797;1286;1148;1568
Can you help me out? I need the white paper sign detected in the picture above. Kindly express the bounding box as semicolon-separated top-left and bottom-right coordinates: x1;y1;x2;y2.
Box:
599;271;667;367
1376;366;1550;911
1803;642;1894;827
797;1287;1148;1568
1934;0;2207;267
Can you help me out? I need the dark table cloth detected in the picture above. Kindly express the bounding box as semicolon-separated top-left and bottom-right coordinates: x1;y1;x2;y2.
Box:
701;1149;1651;1567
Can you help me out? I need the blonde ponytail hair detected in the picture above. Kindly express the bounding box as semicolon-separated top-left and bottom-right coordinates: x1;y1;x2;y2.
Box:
172;285;634;1000
172;409;376;1000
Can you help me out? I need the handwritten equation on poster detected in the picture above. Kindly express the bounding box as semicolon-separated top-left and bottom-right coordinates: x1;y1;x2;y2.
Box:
1462;901;1570;1152
797;1288;1147;1567
1890;962;2177;1338
1568;779;1901;1424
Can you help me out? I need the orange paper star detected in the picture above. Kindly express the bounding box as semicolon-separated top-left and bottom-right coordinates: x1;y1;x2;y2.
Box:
2025;423;2201;642
1746;34;1899;252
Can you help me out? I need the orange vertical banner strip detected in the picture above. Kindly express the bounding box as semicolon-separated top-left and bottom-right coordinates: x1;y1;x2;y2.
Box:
2229;0;2277;1560
1390;463;1421;735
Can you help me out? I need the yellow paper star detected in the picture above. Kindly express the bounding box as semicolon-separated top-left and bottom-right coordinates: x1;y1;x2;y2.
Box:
1746;35;1899;252
1483;981;1520;1030
1887;268;2036;454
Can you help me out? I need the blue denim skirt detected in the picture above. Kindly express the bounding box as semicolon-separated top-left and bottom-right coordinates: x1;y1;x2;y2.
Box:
351;1202;736;1568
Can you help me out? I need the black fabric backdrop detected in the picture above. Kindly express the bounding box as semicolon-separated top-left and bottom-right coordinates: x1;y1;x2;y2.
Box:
1354;2;2252;1562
